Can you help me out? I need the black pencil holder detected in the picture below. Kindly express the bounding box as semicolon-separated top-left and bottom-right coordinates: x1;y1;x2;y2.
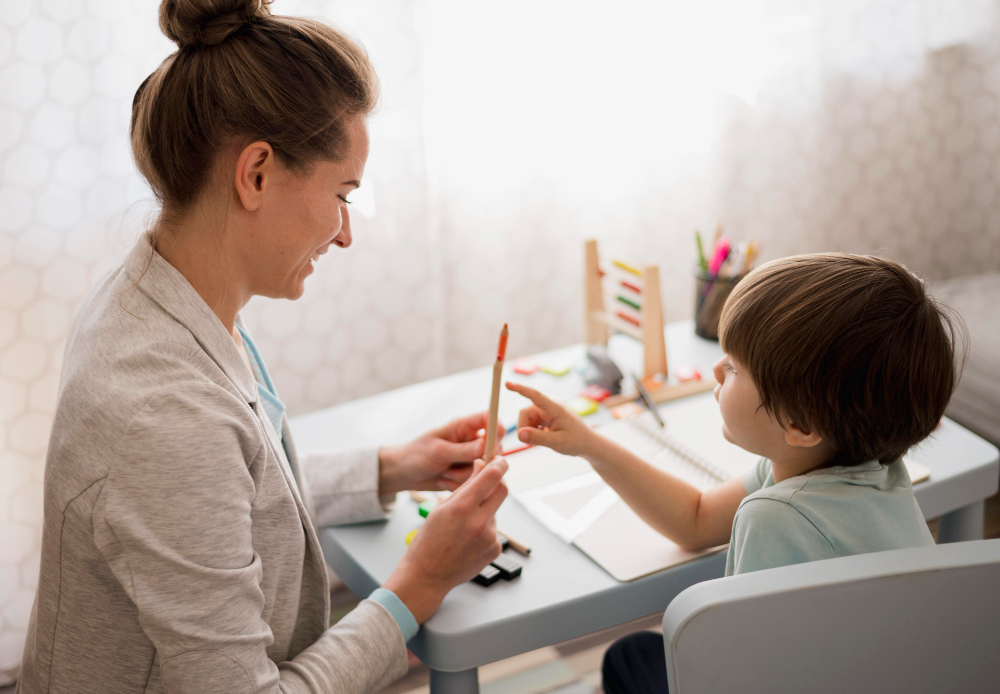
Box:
694;271;744;340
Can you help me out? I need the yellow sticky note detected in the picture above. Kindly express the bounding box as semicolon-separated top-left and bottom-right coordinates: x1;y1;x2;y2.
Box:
543;363;571;376
569;396;599;416
405;529;419;545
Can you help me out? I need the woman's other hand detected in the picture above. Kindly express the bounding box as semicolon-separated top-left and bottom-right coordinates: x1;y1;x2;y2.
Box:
378;412;503;495
382;457;509;623
505;382;596;458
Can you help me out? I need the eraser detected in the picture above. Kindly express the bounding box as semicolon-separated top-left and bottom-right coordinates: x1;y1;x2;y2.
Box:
580;384;611;402
611;401;644;419
405;529;419;545
490;551;522;580
497;533;511;550
674;366;702;383
417;499;437;518
472;564;501;586
542;363;571;376
513;359;539;375
569;396;598;416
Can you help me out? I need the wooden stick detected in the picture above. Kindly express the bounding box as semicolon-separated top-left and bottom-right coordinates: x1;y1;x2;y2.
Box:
602;378;715;408
640;265;668;379
584;240;609;345
484;324;508;463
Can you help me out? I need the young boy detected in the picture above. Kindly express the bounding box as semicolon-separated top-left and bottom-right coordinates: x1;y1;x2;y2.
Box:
506;253;963;694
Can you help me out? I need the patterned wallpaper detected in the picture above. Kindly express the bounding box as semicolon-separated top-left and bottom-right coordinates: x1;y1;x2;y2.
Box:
2;0;1000;683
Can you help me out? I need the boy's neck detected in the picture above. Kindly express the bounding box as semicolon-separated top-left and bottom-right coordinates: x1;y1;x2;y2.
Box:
769;445;836;483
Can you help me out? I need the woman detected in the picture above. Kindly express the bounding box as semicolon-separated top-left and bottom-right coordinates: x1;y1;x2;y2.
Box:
17;1;508;692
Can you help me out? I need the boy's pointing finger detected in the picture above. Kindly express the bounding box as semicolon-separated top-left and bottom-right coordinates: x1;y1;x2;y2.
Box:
506;381;560;412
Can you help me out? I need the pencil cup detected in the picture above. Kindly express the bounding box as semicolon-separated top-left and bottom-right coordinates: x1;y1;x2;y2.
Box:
694;271;744;340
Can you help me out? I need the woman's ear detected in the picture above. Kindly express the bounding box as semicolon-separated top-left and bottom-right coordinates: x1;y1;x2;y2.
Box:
784;421;824;448
233;141;274;211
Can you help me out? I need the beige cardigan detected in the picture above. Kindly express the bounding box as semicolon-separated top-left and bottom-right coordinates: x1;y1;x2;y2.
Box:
16;237;409;693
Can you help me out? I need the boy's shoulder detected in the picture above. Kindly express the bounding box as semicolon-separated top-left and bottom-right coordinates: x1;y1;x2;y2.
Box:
728;495;835;575
727;459;934;575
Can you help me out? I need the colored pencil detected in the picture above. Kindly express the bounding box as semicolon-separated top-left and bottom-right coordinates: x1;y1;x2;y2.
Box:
633;371;665;427
695;230;708;273
484;324;508;463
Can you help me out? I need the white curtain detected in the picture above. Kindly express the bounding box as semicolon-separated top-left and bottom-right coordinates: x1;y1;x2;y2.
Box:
2;0;1000;683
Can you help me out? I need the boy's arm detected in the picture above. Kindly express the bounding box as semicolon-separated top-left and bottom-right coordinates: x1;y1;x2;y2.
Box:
507;382;747;551
585;434;747;550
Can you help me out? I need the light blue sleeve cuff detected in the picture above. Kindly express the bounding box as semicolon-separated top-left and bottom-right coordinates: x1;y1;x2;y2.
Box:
368;588;419;642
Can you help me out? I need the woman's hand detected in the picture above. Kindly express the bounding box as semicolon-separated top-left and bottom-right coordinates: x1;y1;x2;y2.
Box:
378;412;504;496
505;382;597;458
382;457;509;623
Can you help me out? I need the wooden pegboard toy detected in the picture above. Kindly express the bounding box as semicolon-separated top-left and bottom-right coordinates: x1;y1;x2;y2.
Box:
583;239;715;407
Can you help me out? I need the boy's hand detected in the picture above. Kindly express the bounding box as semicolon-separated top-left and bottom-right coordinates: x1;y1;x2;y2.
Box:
505;381;595;458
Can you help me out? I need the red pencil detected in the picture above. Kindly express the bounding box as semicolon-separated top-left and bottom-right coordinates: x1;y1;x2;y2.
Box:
485;324;508;463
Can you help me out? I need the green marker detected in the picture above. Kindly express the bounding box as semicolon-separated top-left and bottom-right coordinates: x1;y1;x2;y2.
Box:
418;499;437;518
695;230;708;274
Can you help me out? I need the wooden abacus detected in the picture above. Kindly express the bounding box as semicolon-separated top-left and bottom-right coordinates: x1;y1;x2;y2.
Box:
583;239;715;407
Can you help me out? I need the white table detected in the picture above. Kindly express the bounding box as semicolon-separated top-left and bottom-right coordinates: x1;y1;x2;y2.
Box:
290;321;1000;694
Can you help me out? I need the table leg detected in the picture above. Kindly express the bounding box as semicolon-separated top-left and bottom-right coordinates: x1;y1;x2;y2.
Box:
429;668;479;694
936;500;985;543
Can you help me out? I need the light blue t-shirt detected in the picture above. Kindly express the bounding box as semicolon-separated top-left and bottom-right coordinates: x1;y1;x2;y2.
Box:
724;457;934;576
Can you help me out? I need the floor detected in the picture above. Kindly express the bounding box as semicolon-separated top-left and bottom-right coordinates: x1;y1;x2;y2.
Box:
2;490;997;694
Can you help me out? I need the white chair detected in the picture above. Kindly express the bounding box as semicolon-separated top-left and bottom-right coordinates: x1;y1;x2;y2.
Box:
662;540;1000;693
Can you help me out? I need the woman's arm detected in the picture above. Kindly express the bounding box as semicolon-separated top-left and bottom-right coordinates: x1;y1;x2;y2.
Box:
96;383;410;693
507;382;746;550
299;412;502;527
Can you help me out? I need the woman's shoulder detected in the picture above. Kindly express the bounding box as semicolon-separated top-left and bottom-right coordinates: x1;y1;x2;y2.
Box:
51;267;263;473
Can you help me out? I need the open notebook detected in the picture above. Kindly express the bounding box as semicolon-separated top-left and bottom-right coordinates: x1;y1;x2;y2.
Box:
506;393;932;582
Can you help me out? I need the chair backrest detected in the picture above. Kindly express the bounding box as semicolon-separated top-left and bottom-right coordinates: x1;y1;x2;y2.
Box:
662;540;1000;694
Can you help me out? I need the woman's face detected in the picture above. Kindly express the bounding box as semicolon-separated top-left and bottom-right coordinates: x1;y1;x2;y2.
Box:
248;116;369;300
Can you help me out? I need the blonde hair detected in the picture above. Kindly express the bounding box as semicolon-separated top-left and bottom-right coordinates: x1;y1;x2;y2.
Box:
131;0;379;213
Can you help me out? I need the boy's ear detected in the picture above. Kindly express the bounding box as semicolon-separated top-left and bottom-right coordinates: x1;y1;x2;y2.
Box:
784;421;824;448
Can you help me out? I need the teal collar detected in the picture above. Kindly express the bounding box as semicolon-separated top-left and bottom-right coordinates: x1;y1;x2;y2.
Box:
236;323;286;442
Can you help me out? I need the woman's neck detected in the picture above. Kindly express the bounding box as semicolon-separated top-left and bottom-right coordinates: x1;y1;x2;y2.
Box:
153;217;250;338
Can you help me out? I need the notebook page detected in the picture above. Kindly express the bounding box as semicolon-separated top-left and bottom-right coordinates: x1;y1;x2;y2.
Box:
655;392;761;480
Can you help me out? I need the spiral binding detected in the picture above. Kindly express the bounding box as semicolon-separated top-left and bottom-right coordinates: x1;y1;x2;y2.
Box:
628;413;732;483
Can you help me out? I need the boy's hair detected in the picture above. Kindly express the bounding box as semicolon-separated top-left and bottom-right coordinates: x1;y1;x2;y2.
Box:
718;253;966;465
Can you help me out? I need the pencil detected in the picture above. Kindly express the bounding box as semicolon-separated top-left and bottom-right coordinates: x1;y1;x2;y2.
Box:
484;324;508;463
501;532;532;557
633;371;665;427
695;229;708;274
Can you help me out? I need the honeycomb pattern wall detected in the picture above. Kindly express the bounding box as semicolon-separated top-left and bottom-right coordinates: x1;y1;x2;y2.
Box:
0;0;439;682
3;0;1000;684
423;0;1000;371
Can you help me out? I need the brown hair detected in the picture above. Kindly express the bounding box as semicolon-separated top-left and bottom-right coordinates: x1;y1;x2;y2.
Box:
719;253;966;465
131;0;378;213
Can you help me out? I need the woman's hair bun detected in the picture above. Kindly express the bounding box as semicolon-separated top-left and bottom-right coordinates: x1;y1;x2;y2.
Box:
159;0;272;48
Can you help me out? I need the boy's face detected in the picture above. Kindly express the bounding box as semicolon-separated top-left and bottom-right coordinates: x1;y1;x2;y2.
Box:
712;354;789;458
